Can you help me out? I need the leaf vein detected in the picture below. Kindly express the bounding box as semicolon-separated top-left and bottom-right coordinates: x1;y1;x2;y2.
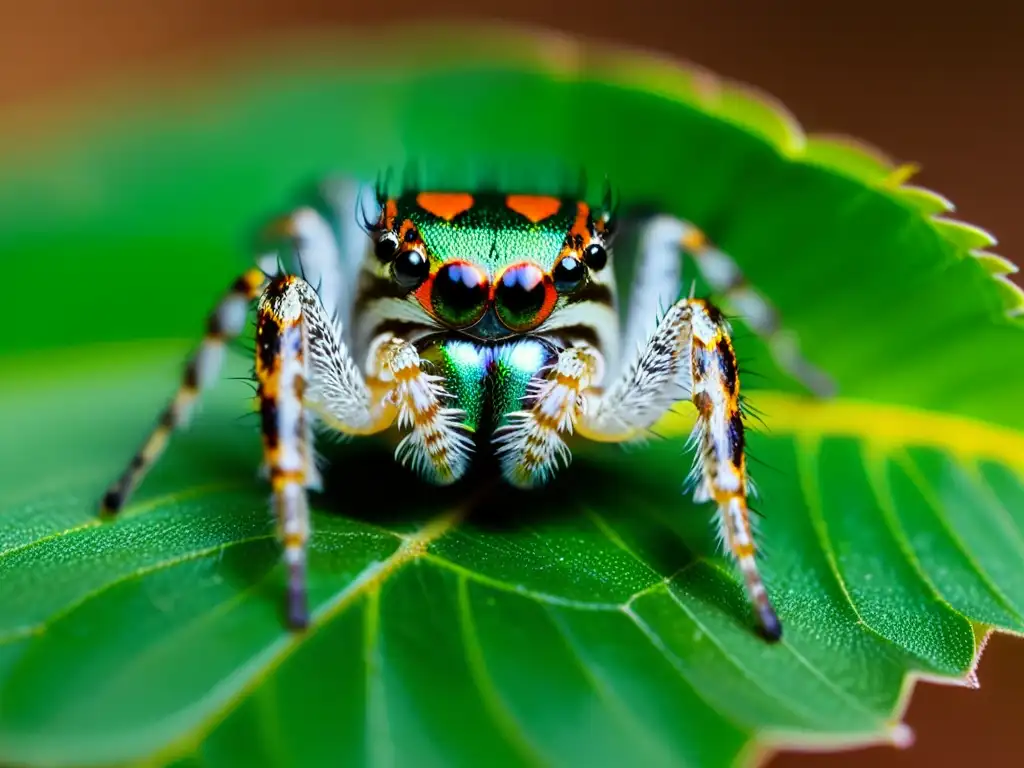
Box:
0;481;246;562
542;605;689;768
0;532;277;646
455;573;549;767
795;436;935;664
363;585;393;768
422;553;623;611
963;461;1024;563
894;450;1024;624
621;599;753;733
862;444;967;618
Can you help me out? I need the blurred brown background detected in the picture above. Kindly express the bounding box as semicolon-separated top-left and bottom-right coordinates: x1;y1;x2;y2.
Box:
2;1;1021;765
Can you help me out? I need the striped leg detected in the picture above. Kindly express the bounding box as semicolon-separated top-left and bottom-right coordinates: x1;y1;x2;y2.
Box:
622;214;834;397
257;277;315;628
266;178;379;339
492;346;603;488
580;297;782;641
100;267;268;514
257;274;472;626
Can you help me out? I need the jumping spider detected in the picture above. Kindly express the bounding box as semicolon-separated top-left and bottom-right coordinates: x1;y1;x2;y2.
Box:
101;179;833;641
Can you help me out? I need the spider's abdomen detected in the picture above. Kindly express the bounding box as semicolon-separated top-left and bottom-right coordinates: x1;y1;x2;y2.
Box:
417;336;556;439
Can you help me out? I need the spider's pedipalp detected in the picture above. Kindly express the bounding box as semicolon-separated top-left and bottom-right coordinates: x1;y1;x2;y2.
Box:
492;345;602;488
373;335;474;485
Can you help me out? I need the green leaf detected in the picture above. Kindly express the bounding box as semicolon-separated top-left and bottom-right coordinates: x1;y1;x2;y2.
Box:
1;24;1022;768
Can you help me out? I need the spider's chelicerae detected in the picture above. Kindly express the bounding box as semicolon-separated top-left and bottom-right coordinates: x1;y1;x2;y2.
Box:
100;179;833;642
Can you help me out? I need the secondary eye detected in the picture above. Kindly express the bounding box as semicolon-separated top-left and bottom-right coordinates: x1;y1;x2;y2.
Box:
375;231;399;262
431;262;489;327
495;263;556;332
583;242;608;271
392;249;430;290
552;254;585;293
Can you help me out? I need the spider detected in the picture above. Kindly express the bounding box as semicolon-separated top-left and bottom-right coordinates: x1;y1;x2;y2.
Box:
99;177;833;642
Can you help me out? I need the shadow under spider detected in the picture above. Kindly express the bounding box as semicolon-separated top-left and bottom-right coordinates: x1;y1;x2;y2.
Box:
313;437;587;529
311;436;711;574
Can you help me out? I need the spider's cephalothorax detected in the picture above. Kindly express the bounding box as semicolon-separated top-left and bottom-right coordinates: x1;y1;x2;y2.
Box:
100;179;834;641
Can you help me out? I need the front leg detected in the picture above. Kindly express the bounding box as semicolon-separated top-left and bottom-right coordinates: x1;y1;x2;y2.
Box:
579;297;782;641
257;275;471;626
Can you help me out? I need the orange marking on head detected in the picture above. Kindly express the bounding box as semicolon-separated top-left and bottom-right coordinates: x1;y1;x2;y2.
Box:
412;275;435;316
506;195;562;224
569;201;592;244
417;192;474;221
397;219;419;243
382;199;398;230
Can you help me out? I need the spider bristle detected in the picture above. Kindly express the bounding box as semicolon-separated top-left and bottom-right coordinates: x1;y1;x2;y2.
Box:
400;160;423;196
375;168;394;205
738;397;771;432
356;183;381;234
230;338;257;356
232;410;262;426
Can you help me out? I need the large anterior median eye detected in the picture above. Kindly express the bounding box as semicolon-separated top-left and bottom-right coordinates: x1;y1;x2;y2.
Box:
431;262;489;327
494;263;556;332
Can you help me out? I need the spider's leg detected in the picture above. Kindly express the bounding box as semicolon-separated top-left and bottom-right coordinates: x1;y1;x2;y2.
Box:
623;214;834;397
257;274;471;627
262;196;372;488
578;296;782;641
100;266;269;514
492;346;603;489
256;277;317;628
100;197;356;513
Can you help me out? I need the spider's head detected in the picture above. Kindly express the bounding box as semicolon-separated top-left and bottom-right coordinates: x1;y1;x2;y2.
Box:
367;190;616;340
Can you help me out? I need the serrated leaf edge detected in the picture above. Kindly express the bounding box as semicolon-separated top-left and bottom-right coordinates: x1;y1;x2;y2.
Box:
366;23;1024;322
